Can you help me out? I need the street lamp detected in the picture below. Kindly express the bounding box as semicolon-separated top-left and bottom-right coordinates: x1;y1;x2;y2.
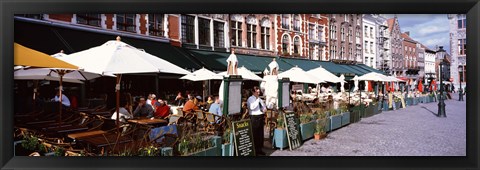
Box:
436;46;447;117
458;66;464;101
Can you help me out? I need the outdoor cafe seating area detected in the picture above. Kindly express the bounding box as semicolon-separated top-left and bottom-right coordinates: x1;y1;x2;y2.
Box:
13;38;450;156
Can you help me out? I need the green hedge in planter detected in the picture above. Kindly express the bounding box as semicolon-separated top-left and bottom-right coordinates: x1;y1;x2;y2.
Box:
273;129;288;150
341;112;350;126
300;121;316;141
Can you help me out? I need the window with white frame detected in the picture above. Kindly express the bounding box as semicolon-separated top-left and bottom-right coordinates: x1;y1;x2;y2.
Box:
319;26;324;41
364;26;368;37
116;14;136;32
77;14;101;27
309;45;315;59
294;37;300;55
282;14;290;29
213;21;224;48
365;41;368;53
230;20;242;46
309;24;315;40
457;14;466;29
458;38;466;55
341;27;345;41
198;17;210;46
294;15;301;31
181;15;195;44
148;14;164;37
370;27;373;38
261;25;270;50
282;35;289;54
247;23;257;48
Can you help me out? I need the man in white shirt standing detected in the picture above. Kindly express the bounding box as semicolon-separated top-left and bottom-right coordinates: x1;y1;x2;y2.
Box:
247;86;267;156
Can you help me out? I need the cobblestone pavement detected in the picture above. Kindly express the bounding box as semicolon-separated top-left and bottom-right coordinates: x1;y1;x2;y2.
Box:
268;93;466;156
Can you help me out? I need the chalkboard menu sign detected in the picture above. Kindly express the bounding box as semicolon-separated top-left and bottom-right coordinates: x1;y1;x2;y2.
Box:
283;111;302;150
232;119;255;156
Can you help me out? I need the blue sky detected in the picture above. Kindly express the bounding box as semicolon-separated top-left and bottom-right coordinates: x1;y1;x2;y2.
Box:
384;14;450;53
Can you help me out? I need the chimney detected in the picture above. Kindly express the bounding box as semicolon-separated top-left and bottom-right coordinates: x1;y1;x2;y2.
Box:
405;31;410;36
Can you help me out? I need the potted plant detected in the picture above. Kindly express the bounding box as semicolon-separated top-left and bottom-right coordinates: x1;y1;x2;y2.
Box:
394;97;401;109
299;113;315;141
273;112;288;150
314;119;327;140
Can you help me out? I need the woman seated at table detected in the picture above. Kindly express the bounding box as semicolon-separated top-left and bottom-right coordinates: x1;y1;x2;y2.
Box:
173;91;185;106
182;95;199;113
111;99;133;123
154;99;171;119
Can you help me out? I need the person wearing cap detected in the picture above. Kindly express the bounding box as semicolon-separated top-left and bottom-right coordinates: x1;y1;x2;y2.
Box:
52;89;71;108
133;97;154;118
154;99;170;119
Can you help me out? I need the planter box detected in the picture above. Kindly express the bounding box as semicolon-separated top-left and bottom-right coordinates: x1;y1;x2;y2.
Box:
189;146;217;156
273;129;288;150
300;121;316;141
406;98;413;106
350;105;363;123
184;136;220;156
341;112;350;127
412;98;419;105
382;102;389;111
221;143;233;156
364;104;375;118
330;114;342;130
394;101;401;109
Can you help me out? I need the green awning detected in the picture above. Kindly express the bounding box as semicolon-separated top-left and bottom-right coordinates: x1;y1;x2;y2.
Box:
357;64;386;75
14;19;202;71
278;57;322;71
187;50;274;73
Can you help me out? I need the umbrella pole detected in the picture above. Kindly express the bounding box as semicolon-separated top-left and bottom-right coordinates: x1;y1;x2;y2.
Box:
115;74;122;131
58;70;65;127
33;80;38;112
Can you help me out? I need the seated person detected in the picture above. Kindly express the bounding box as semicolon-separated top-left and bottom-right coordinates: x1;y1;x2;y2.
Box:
52;90;71;108
182;95;199;113
208;96;223;123
133;97;154;118
206;95;214;110
111;99;133;123
154;99;171;119
173;92;184;106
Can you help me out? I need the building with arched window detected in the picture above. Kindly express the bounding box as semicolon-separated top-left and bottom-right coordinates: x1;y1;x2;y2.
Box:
328;14;363;63
229;14;276;56
306;14;329;61
276;14;309;58
447;14;467;91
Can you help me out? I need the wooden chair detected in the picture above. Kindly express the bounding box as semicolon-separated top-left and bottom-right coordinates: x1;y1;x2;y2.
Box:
195;110;207;132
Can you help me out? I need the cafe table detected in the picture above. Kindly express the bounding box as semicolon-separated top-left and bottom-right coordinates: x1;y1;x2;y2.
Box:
127;117;168;126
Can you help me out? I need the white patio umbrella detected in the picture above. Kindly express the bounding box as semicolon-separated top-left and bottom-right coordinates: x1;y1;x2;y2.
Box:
60;36;190;128
278;66;324;84
180;67;223;102
307;66;344;83
180;67;223;81
218;66;262;81
353;72;389;82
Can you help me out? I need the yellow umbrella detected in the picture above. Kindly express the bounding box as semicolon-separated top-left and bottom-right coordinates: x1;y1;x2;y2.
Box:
15;43;79;126
14;43;78;69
